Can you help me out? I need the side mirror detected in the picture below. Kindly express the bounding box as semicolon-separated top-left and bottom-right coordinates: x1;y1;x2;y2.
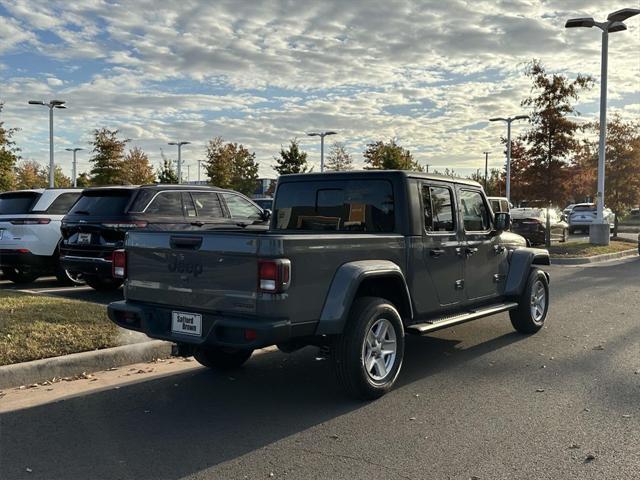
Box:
261;209;272;222
495;212;511;232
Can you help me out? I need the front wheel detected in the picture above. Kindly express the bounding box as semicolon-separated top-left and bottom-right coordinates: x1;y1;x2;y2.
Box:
1;266;40;284
193;346;253;370
332;297;405;400
510;269;549;334
85;277;123;291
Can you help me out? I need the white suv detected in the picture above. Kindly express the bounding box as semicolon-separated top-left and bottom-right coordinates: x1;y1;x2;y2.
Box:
0;189;82;284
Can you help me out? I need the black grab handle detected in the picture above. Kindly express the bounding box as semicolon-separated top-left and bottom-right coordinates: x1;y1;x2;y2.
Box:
170;235;203;250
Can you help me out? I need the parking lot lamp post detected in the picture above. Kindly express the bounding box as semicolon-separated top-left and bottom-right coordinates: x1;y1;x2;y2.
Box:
483;151;490;190
28;100;67;188
307;131;337;172
168;141;190;184
566;8;639;245
65;147;83;187
489;115;529;202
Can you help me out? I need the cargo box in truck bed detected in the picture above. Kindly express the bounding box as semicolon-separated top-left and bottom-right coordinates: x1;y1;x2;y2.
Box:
109;170;551;400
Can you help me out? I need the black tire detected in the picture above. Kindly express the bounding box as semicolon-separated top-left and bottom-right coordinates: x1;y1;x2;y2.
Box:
332;297;405;400
1;266;40;284
85;277;123;291
510;269;549;334
193;346;253;370
54;257;85;286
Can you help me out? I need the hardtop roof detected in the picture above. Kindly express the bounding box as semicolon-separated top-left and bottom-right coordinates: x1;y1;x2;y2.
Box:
279;169;481;187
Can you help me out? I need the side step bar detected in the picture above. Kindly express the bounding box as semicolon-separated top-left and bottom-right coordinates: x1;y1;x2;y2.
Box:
406;302;519;335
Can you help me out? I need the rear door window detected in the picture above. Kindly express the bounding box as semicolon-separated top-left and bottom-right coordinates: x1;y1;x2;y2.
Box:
422;185;455;233
191;192;225;218
0;192;41;214
46;192;81;215
273;180;395;232
460;190;491;232
182;193;197;218
69;190;134;216
145;192;184;216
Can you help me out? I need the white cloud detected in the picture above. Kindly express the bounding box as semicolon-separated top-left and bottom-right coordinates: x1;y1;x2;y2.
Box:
0;0;638;179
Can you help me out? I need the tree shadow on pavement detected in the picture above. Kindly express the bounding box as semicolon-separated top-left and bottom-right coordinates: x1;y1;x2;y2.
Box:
0;325;525;480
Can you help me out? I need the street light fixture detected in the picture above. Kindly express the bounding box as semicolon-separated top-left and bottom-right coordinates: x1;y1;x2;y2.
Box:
565;7;640;245
168;141;190;184
65;148;84;188
489;115;529;202
307;131;337;172
28;99;67;188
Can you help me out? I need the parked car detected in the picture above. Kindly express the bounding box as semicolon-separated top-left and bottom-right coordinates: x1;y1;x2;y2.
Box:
568;203;615;234
252;197;273;211
0;188;82;284
60;184;270;291
108;170;550;400
487;196;511;214
510;208;568;246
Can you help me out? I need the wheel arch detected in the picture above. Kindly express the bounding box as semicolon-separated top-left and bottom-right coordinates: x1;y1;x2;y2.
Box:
504;248;550;297
315;260;413;335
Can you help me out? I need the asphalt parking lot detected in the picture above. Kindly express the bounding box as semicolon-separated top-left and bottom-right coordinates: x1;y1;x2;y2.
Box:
1;256;638;479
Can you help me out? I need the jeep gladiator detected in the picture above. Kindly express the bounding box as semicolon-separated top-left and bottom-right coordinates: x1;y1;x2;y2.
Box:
108;171;550;399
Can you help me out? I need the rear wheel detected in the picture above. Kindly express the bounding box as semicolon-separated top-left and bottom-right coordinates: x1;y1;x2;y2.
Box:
85;277;123;291
510;269;549;334
332;297;405;400
193;346;253;370
1;266;40;284
54;257;85;286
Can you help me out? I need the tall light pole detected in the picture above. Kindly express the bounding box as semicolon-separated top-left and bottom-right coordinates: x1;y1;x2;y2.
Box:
168;141;190;184
566;8;639;245
307;131;336;172
483;151;490;190
65;147;83;188
489;115;529;202
28;100;66;188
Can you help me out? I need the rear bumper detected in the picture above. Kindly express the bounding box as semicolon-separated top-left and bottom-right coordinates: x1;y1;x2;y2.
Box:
60;255;112;277
107;300;293;350
0;250;53;269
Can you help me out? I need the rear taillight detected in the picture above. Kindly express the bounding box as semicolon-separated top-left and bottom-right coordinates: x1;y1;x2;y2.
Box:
112;249;127;278
9;218;51;225
258;259;291;293
101;221;148;230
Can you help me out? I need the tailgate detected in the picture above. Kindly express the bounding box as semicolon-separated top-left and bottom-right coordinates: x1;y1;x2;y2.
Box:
125;231;260;315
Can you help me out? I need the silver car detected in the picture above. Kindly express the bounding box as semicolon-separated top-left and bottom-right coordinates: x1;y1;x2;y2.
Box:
568;203;615;234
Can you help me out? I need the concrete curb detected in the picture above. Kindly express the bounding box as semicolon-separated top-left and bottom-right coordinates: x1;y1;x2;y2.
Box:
0;340;172;390
551;249;638;265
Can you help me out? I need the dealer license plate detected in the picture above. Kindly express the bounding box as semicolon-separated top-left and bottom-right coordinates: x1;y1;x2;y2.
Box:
77;232;92;245
171;311;202;336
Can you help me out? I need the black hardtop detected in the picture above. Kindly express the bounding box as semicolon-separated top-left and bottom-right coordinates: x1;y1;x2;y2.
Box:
279;169;482;188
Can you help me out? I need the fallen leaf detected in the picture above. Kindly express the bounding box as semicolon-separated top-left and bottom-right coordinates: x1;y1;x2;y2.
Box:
569;443;580;449
409;417;416;421
622;414;632;418
593;345;605;351
535;388;545;393
329;434;339;440
25;467;32;473
585;453;596;462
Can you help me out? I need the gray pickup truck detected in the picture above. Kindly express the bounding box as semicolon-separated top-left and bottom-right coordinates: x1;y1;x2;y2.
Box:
108;171;550;399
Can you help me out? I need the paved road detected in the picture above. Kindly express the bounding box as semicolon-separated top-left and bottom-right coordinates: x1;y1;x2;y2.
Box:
1;258;639;479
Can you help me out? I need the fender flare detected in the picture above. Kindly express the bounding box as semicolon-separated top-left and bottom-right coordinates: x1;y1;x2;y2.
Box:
315;260;413;335
504;247;550;297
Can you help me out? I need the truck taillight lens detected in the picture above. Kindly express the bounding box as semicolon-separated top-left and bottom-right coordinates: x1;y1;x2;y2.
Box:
112;249;127;278
258;259;291;293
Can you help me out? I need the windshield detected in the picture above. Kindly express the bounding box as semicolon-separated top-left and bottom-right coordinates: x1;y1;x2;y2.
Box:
573;205;595;212
273;180;395;232
68;189;135;216
0;192;41;214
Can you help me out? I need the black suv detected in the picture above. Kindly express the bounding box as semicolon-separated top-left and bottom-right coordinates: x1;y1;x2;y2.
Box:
60;184;269;290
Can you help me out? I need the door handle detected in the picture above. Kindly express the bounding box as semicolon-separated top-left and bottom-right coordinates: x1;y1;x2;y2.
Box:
429;248;445;258
190;221;205;227
170;235;203;250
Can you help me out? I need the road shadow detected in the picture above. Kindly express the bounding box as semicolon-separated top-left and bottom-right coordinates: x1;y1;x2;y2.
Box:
0;277;122;305
0;326;524;480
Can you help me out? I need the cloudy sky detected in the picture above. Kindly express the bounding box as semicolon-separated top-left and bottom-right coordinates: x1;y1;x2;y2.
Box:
1;0;638;181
